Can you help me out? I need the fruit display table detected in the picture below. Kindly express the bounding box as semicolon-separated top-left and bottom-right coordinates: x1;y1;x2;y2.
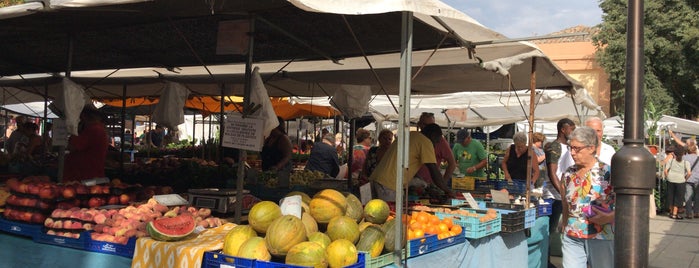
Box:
384;231;529;267
0;232;131;268
526;216;550;268
131;223;236;268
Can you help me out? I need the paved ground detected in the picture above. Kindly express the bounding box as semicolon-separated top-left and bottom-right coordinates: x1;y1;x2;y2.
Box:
547;213;699;268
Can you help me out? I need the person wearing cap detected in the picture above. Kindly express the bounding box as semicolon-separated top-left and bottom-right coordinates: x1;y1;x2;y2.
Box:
305;133;340;178
415;112;457;191
452;129;487;177
63;107;109;182
369;123;454;202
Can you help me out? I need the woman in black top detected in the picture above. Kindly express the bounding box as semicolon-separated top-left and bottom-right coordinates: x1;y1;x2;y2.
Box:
260;117;293;185
502;132;539;183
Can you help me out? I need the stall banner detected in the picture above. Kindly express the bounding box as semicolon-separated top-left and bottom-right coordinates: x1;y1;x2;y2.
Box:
222;114;265;152
131;223;236;268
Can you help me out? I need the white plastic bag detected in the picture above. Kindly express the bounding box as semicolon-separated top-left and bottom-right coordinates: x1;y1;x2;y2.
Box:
249;66;278;137
152;82;190;129
48;78;89;135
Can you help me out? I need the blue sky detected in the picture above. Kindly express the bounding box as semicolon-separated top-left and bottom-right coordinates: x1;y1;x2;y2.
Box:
443;0;603;38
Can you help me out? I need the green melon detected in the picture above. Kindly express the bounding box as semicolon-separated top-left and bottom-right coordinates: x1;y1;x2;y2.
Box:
310;189;347;224
308;232;332;249
302;212;319;237
363;199;390;224
285;241;329;268
222;225;258;256
325;215;360;244
344;193;364;223
356;225;386;258
248;201;282;234
358;221;374;233
146;214;195;241
265;215;307;257
382;218;405;252
326;239;358;268
237;236;272;261
286;191;312;205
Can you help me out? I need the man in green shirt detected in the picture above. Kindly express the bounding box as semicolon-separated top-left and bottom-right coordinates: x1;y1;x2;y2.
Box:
452;129;487;177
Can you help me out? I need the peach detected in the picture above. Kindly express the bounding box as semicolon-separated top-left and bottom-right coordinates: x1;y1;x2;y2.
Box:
70;221;83;230
94;213;107;224
83;223;93;231
44;217;54;228
62;186;76;199
53;220;63;229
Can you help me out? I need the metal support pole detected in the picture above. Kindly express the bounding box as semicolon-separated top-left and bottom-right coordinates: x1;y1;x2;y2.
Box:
120;85;126;175
235;15;255;224
526;58;536;206
612;0;654;267
57;34;74;183
393;11;413;268
347;119;355;186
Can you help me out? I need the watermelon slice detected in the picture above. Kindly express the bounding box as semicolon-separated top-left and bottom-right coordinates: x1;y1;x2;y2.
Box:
146;214;196;241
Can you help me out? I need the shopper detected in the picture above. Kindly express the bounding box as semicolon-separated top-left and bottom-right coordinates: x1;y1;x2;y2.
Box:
501;132;539;186
350;128;372;179
415;112;456;192
664;145;691;219
543;118;575;267
532;132;547;188
148;125;165;148
452;129;487;177
560;127;614;268
584;117;615;165
361;129;393;184
370;123;454;202
683;139;699;219
305;134;340;178
261;116;293;174
63;108;109;182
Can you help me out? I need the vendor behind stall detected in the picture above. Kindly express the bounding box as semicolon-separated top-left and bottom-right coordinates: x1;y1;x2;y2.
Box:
305;134;340;178
63;107;109;182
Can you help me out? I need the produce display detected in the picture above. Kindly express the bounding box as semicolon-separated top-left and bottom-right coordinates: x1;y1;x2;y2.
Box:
215;188;463;267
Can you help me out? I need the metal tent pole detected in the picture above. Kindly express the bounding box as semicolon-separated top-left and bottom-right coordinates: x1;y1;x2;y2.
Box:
393;11;413;268
525;58;536;207
612;0;654;266
57;34;74;183
235;15;255;224
120;85;126;175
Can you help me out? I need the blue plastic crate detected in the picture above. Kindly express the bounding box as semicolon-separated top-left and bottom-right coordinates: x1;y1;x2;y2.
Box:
0;216;42;238
485;203;536;231
33;231;88;250
474;179;497;192
537;201;553;217
202;250;366;268
86;235;137;258
495;180;527;194
407;233;466;258
450;199;486;209
435;209;501;239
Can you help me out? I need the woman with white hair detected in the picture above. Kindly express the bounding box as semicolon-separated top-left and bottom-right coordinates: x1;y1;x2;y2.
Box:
501;132;539;185
560;127;615;268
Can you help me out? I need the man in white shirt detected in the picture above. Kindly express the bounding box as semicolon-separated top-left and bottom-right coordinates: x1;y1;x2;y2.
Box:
585;117;616;166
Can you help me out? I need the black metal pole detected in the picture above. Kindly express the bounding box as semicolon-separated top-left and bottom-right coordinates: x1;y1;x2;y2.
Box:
235;16;255;224
347;118;355;188
612;0;654;267
120;85;126;175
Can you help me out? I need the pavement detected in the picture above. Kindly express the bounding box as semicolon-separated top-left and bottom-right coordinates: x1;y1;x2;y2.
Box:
547;213;699;268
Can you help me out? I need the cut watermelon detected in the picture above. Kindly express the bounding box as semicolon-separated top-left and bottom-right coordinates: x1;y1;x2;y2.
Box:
146;214;196;241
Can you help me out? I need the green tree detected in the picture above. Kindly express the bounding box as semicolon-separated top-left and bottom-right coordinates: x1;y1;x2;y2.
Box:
593;0;699;117
0;0;24;8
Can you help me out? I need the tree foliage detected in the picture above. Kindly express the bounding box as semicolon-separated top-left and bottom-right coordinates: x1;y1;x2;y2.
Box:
593;0;699;118
0;0;24;8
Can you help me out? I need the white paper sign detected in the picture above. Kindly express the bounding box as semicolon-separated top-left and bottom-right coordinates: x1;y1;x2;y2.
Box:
154;194;189;206
490;189;510;204
280;195;302;219
461;192;480;209
52;119;69;146
222;114;264;151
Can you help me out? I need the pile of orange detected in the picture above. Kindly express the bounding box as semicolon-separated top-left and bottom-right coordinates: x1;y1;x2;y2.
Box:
404;211;462;240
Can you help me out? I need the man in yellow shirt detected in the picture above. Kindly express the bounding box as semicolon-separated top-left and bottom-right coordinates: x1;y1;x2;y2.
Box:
370;123;454;201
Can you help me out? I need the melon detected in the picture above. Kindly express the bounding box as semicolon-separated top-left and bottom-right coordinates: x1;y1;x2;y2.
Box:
326;239;358;268
222;225;258;256
237;236;272;261
310;189;347;224
248;201;282;234
358;221;373;233
265;215;307;257
302;212;319;237
285;241;329;268
308;232;332;249
382;218;405;252
356;225;386;258
325;216;360;243
344;193;364;223
363;199;390;224
146;214;195;241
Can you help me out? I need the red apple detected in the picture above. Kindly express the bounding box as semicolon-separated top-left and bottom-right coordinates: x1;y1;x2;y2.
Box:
17;182;29;193
89;185;102;194
101;185;111;194
31;213;47;224
6;178;19;192
75;185;88;195
107;196;119;205
62;187;76;199
28;184;40;195
118;194;130;205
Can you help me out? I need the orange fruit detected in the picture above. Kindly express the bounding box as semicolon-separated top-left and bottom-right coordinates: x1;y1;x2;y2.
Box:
416;212;429;224
407;229;415;240
450;225;462;235
429;215;440;226
413;229;424;238
425;225;439;235
442;218;454;229
437;223;449;234
409;221;423;231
